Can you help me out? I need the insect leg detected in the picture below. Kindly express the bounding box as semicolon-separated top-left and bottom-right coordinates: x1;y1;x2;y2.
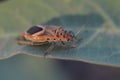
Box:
17;40;47;45
17;40;35;45
44;42;56;56
61;41;66;45
61;41;76;48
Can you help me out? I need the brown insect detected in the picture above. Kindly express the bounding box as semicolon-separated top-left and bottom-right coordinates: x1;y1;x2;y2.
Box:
17;25;82;56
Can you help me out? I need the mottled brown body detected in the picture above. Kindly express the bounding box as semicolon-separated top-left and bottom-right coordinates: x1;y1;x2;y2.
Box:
17;25;80;56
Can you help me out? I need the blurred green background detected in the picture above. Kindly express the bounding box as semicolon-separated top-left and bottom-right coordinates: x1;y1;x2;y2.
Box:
0;0;120;80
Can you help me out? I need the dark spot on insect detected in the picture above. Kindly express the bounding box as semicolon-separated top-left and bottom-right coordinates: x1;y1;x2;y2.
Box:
54;38;56;40
56;34;59;37
54;30;56;33
60;33;62;35
27;25;43;34
67;39;70;41
47;38;50;40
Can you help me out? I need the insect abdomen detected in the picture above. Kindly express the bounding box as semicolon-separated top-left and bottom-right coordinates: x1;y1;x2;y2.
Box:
43;36;67;42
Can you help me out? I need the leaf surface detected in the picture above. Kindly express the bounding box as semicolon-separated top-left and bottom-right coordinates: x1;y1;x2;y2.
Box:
0;0;120;67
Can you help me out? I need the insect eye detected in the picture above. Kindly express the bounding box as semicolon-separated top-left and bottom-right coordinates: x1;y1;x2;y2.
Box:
27;25;43;34
69;31;75;37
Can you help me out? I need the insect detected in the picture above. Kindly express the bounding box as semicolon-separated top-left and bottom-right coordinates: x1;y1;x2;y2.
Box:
17;25;82;56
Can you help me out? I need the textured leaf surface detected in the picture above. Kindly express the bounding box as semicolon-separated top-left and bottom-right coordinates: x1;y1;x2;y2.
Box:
0;0;120;67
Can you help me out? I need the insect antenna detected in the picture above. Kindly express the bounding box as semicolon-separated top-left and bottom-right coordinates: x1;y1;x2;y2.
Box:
75;25;85;37
74;25;85;41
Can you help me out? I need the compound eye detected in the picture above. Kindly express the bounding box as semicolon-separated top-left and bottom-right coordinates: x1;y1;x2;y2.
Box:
69;31;75;37
27;26;43;34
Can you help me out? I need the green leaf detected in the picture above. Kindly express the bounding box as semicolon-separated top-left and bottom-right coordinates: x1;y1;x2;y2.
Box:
0;0;120;67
